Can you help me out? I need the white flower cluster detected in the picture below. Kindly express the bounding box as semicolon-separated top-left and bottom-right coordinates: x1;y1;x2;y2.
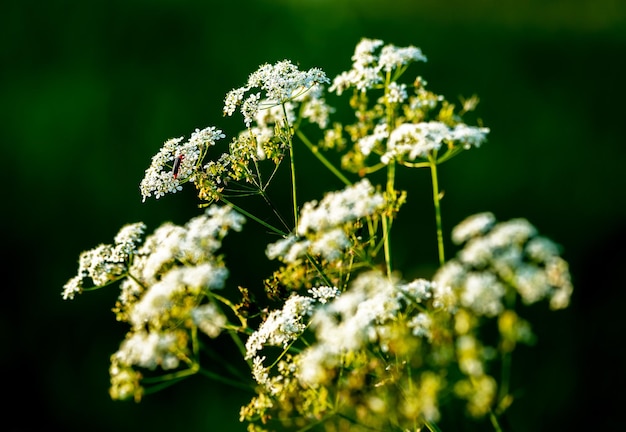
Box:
224;60;330;127
381;121;490;164
112;330;183;371
297;178;385;235
62;222;146;299
296;271;440;386
245;294;315;361
265;179;385;263
245;285;341;363
110;206;244;378
330;38;427;95
140;126;226;201
64;205;244;336
435;213;573;313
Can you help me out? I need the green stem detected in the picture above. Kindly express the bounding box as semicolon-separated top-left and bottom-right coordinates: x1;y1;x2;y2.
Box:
428;156;445;267
282;104;299;228
197;367;253;392
296;129;352;186
289;136;298;227
424;419;443;432
141;364;198;384
382;215;393;277
259;188;291;232
305;253;333;287
227;328;250;367
383;160;396;277
489;411;504;432
219;196;287;236
206;291;251;367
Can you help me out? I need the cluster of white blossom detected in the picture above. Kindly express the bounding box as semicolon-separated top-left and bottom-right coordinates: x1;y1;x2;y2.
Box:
245;286;341;389
64;205;245;394
245;294;316;360
62;222;146;300
381;121;490;164
435;213;573;313
63;37;575;430
139;126;226;201
265;179;385;264
296;271;439;386
297;178;385;235
112;330;183;371
224;60;330;127
329;38;427;94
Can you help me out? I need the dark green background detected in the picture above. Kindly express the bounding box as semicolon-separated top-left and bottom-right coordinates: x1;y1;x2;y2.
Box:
2;0;625;430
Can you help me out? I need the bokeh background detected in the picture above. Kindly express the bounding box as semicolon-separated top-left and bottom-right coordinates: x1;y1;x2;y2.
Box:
2;0;625;430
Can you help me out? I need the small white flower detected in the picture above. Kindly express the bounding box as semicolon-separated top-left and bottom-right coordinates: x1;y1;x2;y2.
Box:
398;278;435;303
386;82;408;103
308;286;341;304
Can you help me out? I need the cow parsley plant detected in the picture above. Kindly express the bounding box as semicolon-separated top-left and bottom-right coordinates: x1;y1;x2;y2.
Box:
64;38;573;431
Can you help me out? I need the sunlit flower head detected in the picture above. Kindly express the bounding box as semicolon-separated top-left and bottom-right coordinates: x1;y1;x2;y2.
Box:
140;127;226;201
224;60;330;127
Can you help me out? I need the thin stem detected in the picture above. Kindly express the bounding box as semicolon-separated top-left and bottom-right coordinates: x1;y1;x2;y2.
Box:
198;339;251;384
296;129;352;186
382;70;396;278
424;419;443;432
305;253;333;287
229;328;253;369
258;188;291;233
382;160;396;277
219;196;287;237
289;140;298;227
428;156;445;267
206;291;251;367
489;411;504;432
142;363;198;386
283;104;299;228
382;215;393;277
197;367;254;392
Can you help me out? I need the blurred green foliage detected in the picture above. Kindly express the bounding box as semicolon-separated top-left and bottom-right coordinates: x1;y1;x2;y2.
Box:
2;0;625;430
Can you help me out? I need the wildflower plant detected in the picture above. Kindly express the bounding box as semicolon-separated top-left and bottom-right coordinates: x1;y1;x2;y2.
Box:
63;38;573;431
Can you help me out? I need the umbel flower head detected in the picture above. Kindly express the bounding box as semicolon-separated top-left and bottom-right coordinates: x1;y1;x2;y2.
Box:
63;205;245;401
139;126;226;202
224;60;330;127
330;37;427;94
322;37;490;175
242;214;573;431
266;178;386;264
436;212;573;312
